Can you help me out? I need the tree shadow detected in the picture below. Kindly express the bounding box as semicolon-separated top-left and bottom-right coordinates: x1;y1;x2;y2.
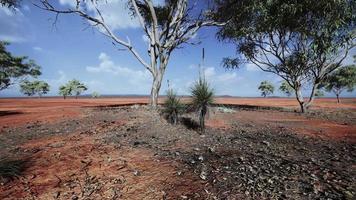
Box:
0;111;23;117
180;117;200;130
0;157;29;183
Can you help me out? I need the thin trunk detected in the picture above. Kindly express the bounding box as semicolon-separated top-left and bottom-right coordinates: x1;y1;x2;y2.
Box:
336;94;340;103
304;82;319;110
295;86;305;113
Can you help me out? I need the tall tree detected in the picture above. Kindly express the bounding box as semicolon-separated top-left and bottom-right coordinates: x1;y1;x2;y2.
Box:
20;80;50;98
322;65;356;103
214;0;355;112
258;81;274;97
0;42;41;91
35;0;222;108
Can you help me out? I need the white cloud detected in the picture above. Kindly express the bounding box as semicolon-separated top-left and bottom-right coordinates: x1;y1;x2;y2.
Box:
86;52;152;88
22;5;30;11
142;34;150;44
0;6;30;43
245;63;259;71
33;46;43;51
59;0;166;31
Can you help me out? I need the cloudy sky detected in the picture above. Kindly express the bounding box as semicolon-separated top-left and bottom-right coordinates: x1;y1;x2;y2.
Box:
0;0;355;97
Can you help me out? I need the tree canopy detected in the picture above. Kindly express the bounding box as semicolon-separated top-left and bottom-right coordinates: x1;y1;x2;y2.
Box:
20;80;50;97
213;0;355;112
59;79;87;99
279;81;294;97
258;81;274;97
323;65;356;102
0;42;41;91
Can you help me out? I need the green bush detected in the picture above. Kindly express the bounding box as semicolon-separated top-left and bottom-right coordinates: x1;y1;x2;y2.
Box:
191;78;214;133
163;89;185;124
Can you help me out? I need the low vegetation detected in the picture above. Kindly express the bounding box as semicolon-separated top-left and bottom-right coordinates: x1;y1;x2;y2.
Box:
191;78;214;133
162;89;185;125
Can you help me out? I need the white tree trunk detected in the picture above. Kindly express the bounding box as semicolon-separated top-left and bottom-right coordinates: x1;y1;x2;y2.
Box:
295;86;306;113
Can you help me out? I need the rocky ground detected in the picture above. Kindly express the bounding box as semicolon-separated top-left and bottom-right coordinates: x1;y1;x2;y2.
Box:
0;105;355;199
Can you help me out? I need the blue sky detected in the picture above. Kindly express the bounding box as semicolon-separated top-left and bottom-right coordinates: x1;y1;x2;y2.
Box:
0;0;355;97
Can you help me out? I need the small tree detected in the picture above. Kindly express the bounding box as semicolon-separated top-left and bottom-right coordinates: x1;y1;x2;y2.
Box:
20;80;50;98
323;65;356;103
191;78;214;133
314;90;324;98
163;89;184;125
258;81;274;97
279;81;294;97
1;42;41;91
67;79;87;99
34;81;50;98
58;85;71;99
91;91;100;98
20;80;35;96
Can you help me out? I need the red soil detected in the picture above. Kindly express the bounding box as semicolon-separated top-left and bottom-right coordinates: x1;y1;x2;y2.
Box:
1;97;355;142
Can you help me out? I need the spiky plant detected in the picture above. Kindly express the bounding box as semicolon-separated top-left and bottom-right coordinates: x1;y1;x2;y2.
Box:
163;89;185;125
191;78;214;133
0;158;27;182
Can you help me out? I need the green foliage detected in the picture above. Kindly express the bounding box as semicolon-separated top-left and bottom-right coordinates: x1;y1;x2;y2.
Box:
322;65;356;101
91;91;100;98
59;79;87;99
258;81;274;97
0;41;41;90
191;78;214;132
20;80;50;97
163;89;185;125
213;0;355;111
314;90;324;97
68;79;87;98
279;81;294;97
58;85;71;99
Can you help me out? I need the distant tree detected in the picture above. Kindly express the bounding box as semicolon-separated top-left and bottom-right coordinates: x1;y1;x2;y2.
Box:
258;81;274;97
20;80;35;96
58;85;71;99
279;81;294;97
20;80;50;98
191;78;214;133
214;0;355;112
0;41;41;90
322;65;356;103
34;80;50;97
314;90;324;98
91;91;100;98
68;79;87;99
35;0;224;108
163;89;185;125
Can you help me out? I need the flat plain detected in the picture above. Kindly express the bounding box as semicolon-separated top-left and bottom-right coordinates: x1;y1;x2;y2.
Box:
0;97;355;199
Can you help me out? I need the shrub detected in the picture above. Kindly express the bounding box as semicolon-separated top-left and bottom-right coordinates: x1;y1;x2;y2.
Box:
191;78;214;133
163;89;185;124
